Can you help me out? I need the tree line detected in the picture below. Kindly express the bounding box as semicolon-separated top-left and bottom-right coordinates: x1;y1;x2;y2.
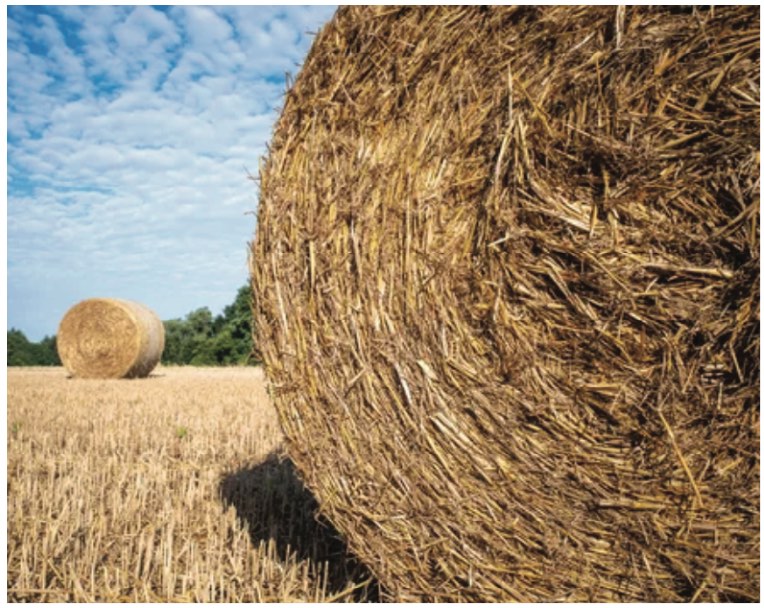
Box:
7;285;258;367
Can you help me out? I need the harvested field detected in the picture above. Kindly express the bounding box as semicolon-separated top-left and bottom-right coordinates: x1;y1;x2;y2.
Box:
252;5;760;602
6;367;376;602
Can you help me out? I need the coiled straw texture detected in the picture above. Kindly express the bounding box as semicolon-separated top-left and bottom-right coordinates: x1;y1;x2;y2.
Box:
57;298;165;379
251;6;759;601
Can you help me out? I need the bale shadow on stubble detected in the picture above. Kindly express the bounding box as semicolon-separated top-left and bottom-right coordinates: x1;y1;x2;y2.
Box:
219;451;379;601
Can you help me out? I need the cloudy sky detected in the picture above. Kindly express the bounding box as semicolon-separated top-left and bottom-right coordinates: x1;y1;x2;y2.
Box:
6;4;337;341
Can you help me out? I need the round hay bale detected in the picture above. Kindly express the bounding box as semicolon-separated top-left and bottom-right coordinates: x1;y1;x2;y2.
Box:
57;298;165;379
251;6;759;602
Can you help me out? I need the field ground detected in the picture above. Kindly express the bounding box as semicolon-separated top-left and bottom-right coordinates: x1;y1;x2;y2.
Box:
6;366;376;602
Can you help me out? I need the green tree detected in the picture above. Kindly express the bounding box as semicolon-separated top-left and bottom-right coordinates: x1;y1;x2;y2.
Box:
8;329;36;365
37;335;61;365
216;284;256;364
162;307;214;365
161;286;257;366
7;330;61;366
162;318;188;365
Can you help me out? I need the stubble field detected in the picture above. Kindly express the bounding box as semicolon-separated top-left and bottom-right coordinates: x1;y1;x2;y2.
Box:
6;366;376;602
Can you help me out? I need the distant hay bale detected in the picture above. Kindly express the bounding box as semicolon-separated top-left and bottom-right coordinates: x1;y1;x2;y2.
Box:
57;298;165;379
251;6;759;602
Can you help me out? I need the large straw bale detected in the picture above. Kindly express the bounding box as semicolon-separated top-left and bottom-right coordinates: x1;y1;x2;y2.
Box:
57;298;165;379
251;6;759;602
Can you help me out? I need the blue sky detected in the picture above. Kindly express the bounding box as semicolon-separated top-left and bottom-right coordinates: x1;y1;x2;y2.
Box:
6;4;337;341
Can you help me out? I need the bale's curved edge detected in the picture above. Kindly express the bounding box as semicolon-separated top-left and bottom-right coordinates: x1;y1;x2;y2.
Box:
251;6;759;602
57;298;165;379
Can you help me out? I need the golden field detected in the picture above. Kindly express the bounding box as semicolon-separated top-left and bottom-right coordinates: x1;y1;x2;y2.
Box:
6;366;376;602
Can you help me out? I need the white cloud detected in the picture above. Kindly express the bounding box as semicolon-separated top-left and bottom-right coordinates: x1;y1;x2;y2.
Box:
181;6;234;46
7;5;337;340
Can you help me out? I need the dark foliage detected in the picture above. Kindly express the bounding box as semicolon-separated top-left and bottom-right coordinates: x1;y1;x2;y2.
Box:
162;284;258;366
7;329;61;366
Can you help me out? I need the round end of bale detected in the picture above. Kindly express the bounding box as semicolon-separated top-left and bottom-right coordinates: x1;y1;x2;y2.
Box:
251;6;759;602
57;298;165;379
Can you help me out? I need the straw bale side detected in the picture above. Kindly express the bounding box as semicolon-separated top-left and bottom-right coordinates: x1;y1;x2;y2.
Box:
251;6;759;602
57;298;165;379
